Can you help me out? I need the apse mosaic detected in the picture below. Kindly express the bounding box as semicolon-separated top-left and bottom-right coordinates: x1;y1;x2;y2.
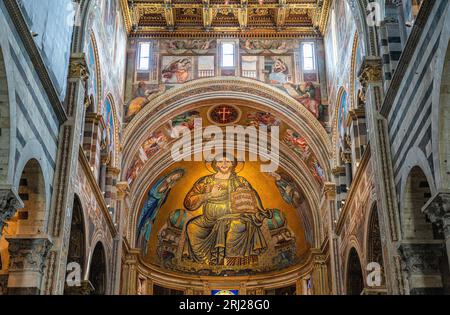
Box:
124;38;327;124
124;105;326;188
136;161;311;276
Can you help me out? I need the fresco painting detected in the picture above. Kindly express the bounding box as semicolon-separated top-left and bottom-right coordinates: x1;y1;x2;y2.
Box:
137;160;306;276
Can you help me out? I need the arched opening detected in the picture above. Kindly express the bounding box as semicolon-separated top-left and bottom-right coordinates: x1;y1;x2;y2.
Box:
402;167;436;240
89;242;107;295
367;206;385;287
346;248;364;295
0;159;47;294
401;166;450;294
63;196;86;295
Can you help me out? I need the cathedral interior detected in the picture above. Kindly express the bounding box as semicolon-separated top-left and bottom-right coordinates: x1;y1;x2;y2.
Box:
0;0;449;296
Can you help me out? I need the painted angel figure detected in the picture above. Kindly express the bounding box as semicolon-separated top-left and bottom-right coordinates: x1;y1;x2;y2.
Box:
136;169;185;254
283;82;322;119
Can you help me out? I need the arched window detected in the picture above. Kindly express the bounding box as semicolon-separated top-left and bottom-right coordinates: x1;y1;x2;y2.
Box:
346;248;364;295
89;242;107;295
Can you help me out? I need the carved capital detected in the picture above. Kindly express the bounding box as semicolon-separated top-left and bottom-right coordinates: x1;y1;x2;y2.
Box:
341;150;352;164
68;53;89;82
0;188;24;235
313;254;327;266
422;192;450;236
331;166;346;176
358;57;382;88
6;235;53;274
116;182;131;200
322;182;336;198
398;242;444;275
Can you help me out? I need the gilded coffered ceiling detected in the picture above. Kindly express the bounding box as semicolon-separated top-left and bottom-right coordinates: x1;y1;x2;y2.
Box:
121;0;331;38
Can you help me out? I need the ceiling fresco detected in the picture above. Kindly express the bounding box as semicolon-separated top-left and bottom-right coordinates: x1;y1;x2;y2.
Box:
137;161;313;276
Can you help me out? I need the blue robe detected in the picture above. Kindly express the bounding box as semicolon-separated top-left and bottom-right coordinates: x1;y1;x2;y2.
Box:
136;176;171;252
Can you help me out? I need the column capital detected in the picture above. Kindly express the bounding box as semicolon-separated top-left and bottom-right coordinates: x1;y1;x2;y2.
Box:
0;187;24;235
331;166;346;176
68;53;89;82
322;182;336;198
358;57;383;88
116;182;131;200
6;235;53;274
422;192;450;227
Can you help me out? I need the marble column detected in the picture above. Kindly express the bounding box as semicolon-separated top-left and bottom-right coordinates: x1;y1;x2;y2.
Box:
359;56;401;294
43;53;89;295
0;188;24;237
312;255;329;295
6;235;52;294
422;192;450;269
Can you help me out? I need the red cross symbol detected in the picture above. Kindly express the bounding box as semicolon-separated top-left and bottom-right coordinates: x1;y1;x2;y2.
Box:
218;106;232;123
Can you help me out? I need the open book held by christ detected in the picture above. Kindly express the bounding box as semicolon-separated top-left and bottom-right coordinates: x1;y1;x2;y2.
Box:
231;189;258;214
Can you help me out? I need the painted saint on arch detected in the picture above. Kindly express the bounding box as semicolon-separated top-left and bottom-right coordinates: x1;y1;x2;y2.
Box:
136;169;185;254
182;154;274;267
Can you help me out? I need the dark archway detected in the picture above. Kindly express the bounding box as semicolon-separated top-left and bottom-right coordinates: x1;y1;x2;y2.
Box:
346;248;364;295
2;159;47;294
367;206;385;287
89;242;107;295
63;196;86;295
402;166;436;240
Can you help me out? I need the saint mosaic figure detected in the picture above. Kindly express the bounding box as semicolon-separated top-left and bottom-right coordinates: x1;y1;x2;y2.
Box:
137;169;186;254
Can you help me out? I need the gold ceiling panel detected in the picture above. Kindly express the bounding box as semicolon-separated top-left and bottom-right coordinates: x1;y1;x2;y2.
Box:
123;0;331;38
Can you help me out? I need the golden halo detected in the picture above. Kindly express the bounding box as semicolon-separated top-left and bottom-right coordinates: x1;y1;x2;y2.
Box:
204;159;245;174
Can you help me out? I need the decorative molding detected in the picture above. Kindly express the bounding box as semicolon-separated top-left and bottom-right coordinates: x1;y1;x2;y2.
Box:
78;148;118;238
335;145;372;235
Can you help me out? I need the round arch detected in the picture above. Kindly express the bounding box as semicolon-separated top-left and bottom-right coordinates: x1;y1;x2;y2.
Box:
400;165;436;240
123;77;331;178
67;195;88;278
345;246;365;295
88;241;108;295
364;203;385;287
431;19;450;190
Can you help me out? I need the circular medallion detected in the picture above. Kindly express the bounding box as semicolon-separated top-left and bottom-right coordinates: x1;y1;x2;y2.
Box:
207;104;241;125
